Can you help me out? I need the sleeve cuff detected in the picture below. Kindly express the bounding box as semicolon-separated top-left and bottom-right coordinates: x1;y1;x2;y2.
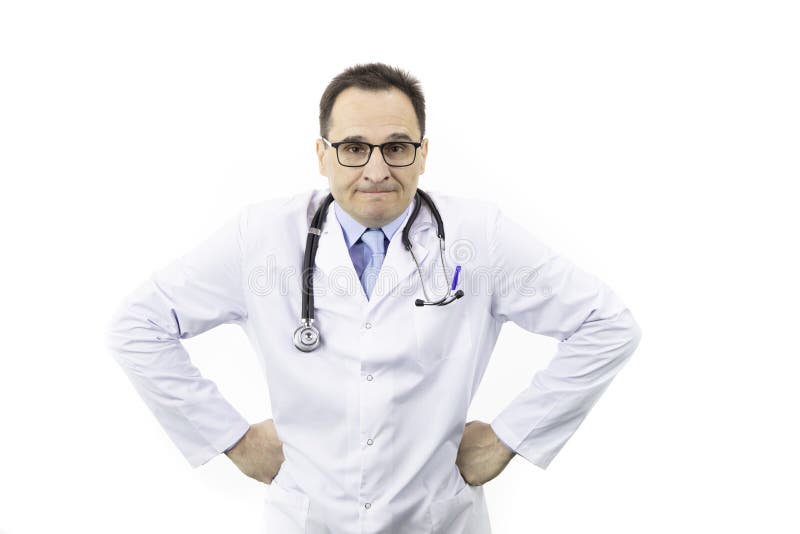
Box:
222;426;249;453
186;418;251;468
490;418;553;470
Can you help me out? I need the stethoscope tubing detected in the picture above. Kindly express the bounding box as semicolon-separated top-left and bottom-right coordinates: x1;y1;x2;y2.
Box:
293;189;463;352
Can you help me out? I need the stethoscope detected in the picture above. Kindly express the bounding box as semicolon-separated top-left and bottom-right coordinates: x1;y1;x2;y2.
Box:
293;188;465;352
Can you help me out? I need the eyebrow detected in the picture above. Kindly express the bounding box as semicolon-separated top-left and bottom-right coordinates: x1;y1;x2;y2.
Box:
339;132;416;143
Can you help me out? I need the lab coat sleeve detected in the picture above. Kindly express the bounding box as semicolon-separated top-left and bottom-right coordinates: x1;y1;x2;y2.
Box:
104;206;253;468
486;204;642;470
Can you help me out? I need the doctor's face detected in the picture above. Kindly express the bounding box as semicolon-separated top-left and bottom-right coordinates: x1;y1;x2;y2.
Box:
316;87;428;229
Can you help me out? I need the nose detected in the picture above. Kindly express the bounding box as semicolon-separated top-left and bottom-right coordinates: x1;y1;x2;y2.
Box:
362;145;391;183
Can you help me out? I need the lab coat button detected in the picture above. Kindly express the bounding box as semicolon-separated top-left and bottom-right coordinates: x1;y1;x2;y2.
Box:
364;322;372;329
364;502;371;509
366;374;374;381
367;438;374;445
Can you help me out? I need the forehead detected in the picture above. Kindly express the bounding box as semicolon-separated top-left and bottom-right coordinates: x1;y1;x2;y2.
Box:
329;86;420;140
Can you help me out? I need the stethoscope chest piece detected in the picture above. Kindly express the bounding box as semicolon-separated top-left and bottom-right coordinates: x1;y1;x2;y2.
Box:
293;319;320;352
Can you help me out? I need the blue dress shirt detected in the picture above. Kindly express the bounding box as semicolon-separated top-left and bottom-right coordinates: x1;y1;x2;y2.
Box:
333;198;415;280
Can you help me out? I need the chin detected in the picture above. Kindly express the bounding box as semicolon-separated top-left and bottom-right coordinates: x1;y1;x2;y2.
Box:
360;204;397;221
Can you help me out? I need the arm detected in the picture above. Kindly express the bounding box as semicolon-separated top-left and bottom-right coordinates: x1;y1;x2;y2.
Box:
486;204;642;470
104;206;252;468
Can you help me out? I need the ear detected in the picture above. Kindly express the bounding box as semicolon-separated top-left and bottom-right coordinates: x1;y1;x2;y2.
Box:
418;138;429;175
315;138;326;175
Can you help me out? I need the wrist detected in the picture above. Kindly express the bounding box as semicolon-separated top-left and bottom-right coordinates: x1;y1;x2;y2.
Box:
493;432;516;459
224;427;251;456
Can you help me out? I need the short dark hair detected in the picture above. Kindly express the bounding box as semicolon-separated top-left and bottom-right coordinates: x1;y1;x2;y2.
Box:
319;62;426;140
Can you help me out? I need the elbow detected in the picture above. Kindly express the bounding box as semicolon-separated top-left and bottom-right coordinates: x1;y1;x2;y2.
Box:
104;297;134;358
623;309;643;357
104;286;178;366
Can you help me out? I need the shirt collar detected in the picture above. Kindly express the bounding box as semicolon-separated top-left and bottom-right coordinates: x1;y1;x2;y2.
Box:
333;196;415;249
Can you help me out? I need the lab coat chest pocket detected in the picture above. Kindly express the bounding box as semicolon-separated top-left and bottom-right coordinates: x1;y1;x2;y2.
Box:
412;300;472;368
263;481;310;533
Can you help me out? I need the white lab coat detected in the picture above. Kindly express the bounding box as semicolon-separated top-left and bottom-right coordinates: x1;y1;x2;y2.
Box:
105;187;642;534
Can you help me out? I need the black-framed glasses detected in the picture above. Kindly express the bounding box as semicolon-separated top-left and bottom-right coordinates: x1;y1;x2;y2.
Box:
321;137;422;167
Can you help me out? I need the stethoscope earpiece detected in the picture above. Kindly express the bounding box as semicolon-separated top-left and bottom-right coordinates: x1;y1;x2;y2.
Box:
415;289;465;307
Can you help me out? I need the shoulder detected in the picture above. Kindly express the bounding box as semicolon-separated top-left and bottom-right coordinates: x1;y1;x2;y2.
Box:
244;188;330;227
237;188;331;250
421;188;500;226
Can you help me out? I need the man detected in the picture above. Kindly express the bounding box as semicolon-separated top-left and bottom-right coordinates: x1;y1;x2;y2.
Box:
106;62;642;534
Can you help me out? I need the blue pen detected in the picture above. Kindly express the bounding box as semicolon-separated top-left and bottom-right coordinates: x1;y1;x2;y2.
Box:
451;265;462;291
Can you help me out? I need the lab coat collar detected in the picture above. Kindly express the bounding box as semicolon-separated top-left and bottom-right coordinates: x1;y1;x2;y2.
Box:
333;198;413;250
312;188;436;311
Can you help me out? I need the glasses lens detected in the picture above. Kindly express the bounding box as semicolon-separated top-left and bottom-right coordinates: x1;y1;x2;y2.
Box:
337;142;371;166
382;142;416;166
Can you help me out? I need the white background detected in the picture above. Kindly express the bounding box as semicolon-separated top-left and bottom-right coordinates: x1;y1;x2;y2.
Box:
1;1;798;533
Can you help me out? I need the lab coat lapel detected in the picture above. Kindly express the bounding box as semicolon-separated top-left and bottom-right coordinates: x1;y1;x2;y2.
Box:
312;200;360;298
368;201;435;312
311;192;436;310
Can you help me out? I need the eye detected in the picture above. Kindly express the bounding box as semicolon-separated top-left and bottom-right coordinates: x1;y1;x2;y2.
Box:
386;143;407;153
341;143;368;154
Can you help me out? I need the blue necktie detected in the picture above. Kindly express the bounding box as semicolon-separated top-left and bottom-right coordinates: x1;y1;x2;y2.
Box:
359;228;386;300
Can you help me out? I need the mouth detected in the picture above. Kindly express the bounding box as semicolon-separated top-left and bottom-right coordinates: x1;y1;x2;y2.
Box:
358;190;395;195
